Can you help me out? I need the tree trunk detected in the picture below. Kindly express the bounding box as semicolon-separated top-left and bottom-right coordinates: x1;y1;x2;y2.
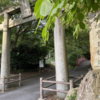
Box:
54;17;69;99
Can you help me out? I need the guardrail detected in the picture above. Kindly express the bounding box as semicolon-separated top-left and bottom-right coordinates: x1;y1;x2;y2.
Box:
69;75;84;86
0;73;21;93
39;77;73;99
39;75;84;99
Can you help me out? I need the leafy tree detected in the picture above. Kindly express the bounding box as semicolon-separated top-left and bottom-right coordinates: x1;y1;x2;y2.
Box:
10;19;53;71
66;26;90;68
33;0;100;40
0;0;18;11
11;44;48;71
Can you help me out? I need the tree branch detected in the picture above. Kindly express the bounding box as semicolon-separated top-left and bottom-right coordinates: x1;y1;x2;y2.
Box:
11;24;31;51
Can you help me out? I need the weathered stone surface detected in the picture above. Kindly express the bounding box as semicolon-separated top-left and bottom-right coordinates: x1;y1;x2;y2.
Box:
54;17;69;99
0;24;3;31
77;70;100;100
20;0;32;18
65;88;78;100
88;11;100;70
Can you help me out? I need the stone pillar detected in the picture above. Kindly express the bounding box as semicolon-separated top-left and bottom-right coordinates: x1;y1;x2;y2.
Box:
1;13;11;88
88;11;100;70
54;17;69;99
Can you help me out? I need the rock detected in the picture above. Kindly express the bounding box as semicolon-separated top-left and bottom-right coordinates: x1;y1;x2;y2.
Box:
77;70;100;100
65;88;78;100
88;11;100;70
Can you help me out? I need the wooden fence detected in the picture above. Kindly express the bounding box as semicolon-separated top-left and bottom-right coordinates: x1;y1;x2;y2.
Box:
69;75;84;86
39;75;84;99
0;73;21;93
40;77;73;99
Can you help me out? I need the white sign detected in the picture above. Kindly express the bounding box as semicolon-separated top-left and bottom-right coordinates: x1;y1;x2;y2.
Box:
39;59;44;68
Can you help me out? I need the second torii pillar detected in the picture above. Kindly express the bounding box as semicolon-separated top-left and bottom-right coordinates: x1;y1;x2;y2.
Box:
54;17;69;99
1;13;11;88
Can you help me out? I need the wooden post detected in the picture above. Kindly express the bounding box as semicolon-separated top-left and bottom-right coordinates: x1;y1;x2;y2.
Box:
70;80;73;89
40;77;43;99
19;73;21;86
2;76;5;93
39;68;41;74
81;75;84;78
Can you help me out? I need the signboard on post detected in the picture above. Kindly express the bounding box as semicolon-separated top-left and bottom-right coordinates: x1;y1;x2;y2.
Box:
20;0;32;18
39;59;44;73
39;59;44;68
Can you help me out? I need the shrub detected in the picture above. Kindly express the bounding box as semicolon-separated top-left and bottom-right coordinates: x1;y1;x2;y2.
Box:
67;90;77;100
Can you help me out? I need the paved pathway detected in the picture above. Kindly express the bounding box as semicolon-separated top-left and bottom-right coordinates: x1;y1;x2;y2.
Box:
0;71;55;100
0;63;89;100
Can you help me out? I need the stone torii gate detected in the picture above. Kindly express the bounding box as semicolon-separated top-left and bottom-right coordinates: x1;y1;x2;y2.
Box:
0;0;36;84
0;0;68;98
0;0;38;88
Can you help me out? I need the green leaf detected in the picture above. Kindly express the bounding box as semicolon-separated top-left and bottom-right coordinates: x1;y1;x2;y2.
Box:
34;0;43;18
53;0;59;4
57;0;64;8
35;17;41;34
77;13;84;21
92;3;98;11
97;0;100;3
46;32;49;41
64;14;67;21
40;0;52;16
42;27;47;38
86;0;91;6
88;6;92;12
73;24;79;36
51;1;64;16
96;14;100;22
83;0;87;5
76;7;80;12
51;22;55;29
36;11;40;19
79;22;85;29
91;0;94;5
69;2;75;10
51;7;58;16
